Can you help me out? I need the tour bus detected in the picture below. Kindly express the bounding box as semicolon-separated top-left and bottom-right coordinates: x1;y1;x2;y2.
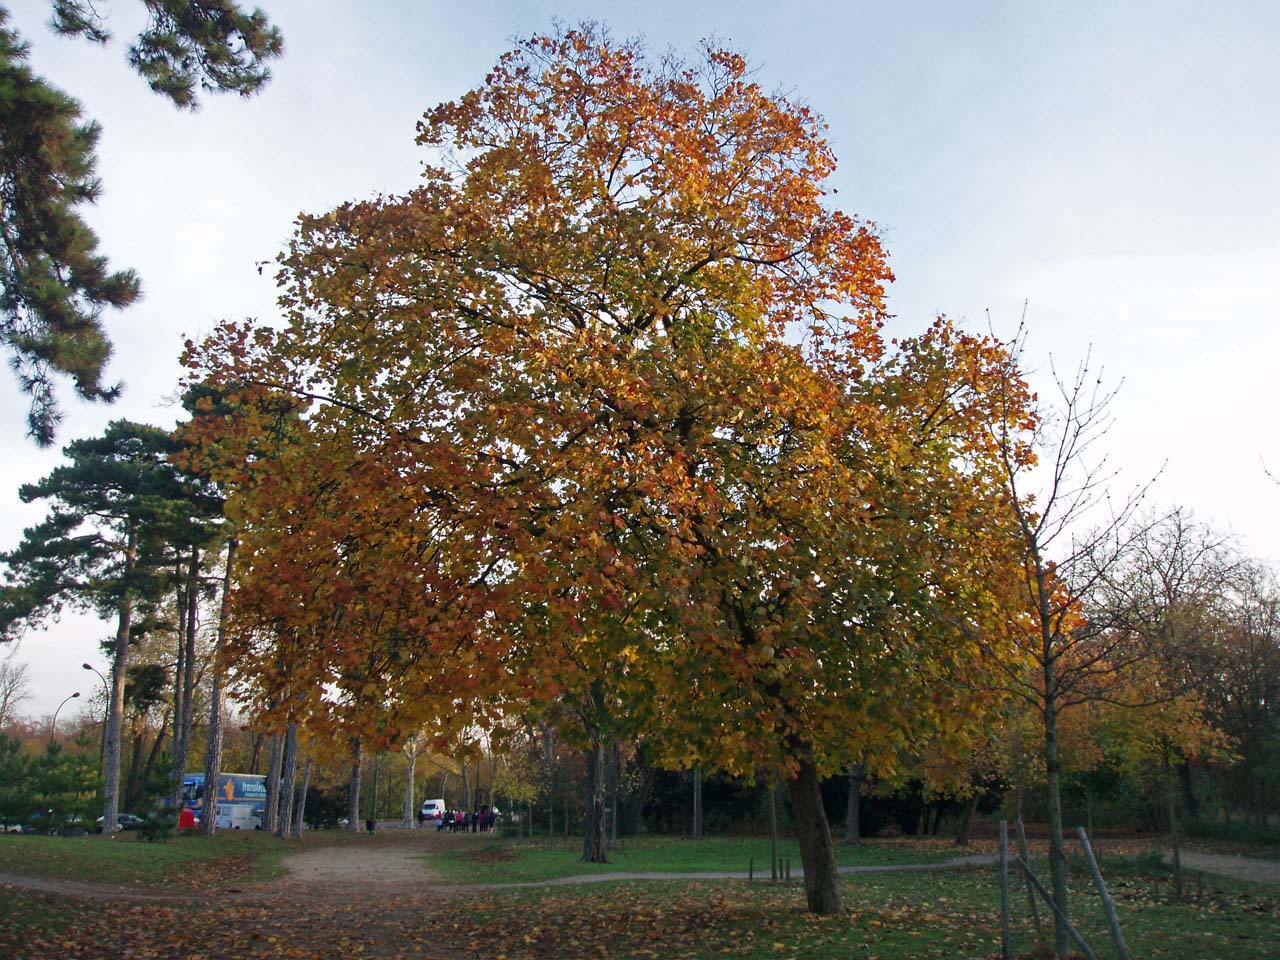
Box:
182;773;268;827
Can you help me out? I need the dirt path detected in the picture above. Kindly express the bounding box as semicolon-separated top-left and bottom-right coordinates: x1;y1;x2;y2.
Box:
279;839;432;891
1177;849;1280;884
1;840;1275;902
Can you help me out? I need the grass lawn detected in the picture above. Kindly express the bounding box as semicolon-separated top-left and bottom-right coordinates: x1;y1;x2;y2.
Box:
0;829;291;888
1;847;1274;959
429;834;983;884
451;866;1280;960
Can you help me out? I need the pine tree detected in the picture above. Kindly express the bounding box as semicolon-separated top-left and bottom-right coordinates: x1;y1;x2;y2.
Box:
0;11;138;445
0;419;221;832
0;2;283;444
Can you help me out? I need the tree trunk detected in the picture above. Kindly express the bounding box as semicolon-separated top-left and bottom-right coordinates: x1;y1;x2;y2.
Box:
198;540;235;836
170;559;188;808
1045;684;1070;958
249;732;264;775
954;791;980;847
101;523;137;835
609;740;619;845
769;783;779;881
1165;748;1183;899
292;755;311;838
461;757;471;814
543;724;555;839
624;745;654;836
581;739;607;862
347;739;362;832
1177;761;1199;820
692;766;703;839
844;764;864;845
403;744;418;827
179;546;198;755
124;726;144;810
790;758;841;915
264;733;282;834
277;723;298;838
134;725;168;811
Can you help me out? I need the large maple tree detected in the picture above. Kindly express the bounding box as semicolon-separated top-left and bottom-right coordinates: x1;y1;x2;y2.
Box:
183;27;1031;913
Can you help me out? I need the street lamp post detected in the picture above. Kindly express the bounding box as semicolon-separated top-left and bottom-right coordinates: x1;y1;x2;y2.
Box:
82;663;109;766
49;691;81;748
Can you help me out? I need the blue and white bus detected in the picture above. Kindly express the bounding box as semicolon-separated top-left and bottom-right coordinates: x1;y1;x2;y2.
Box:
181;772;268;827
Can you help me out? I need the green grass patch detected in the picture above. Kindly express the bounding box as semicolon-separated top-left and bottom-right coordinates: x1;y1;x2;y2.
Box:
0;829;290;887
428;835;983;884
427;861;1280;959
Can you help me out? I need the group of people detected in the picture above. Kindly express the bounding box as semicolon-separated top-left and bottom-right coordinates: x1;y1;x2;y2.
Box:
420;805;498;833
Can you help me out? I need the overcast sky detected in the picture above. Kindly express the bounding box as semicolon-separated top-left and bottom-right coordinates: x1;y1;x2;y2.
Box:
3;0;1278;719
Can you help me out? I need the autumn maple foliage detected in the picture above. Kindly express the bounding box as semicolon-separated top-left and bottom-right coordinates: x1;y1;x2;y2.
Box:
182;26;1032;913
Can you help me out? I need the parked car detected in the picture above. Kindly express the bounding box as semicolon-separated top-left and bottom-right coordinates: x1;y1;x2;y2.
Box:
1;821;23;833
95;813;146;832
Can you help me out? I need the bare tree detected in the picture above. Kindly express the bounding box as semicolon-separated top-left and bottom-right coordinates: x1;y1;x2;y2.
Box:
981;323;1157;959
401;733;424;827
0;650;28;729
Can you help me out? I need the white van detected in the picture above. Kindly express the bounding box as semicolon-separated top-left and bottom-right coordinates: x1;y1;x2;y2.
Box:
420;798;446;821
216;802;261;831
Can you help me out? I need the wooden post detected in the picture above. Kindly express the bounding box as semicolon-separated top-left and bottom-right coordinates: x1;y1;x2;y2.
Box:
1077;827;1131;960
1015;856;1099;960
1016;818;1044;942
999;821;1013;960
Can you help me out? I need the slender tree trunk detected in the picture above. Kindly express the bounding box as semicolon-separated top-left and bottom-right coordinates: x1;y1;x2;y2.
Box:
136;726;168;811
790;758;841;915
954;790;980;847
1177;761;1199;820
170;560;188;807
198;539;235;837
124;726;144;810
179;546;198;753
844;764;864;845
170;548;202;809
403;744;417;827
1045;683;1070;959
624;744;654;836
264;733;283;834
692;766;703;839
543;724;555;840
102;524;137;835
249;732;264;775
610;739;620;845
277;723;298;838
1165;748;1183;899
770;784;779;881
292;755;311;838
347;739;362;832
581;739;607;862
